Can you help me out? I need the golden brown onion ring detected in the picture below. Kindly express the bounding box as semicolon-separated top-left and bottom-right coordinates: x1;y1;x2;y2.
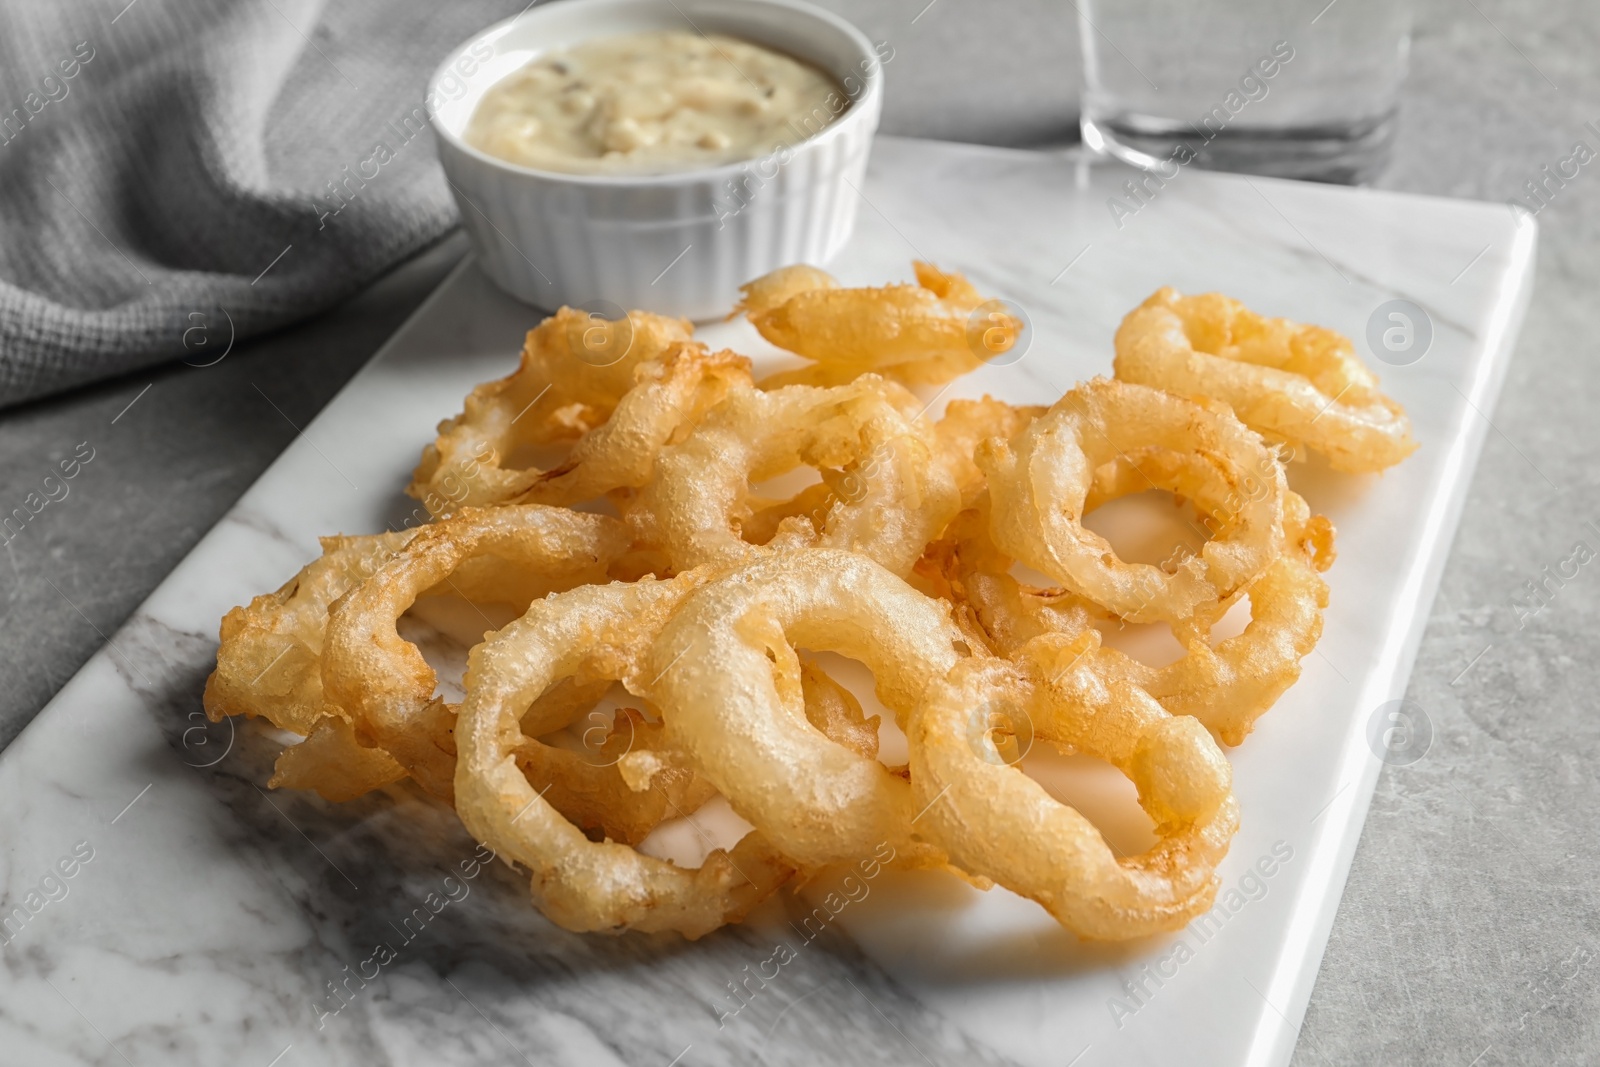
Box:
980;378;1285;625
514;342;751;508
629;377;959;577
205;530;428;803
203;522;619;802
646;550;965;870
739;261;1021;387
1131;556;1327;746
204;531;415;735
908;647;1238;939
1114;288;1417;473
407;307;694;516
322;505;630;801
1073;447;1334;745
931;447;1333;746
1129;489;1333;746
456;575;792;938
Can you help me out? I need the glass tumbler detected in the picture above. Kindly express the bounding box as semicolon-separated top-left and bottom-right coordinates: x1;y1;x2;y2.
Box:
1078;0;1411;184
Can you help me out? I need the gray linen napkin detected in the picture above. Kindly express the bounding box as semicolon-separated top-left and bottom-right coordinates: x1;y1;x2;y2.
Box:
0;0;533;408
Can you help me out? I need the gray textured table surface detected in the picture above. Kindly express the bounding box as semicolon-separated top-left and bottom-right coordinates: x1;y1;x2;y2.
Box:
1;1;1595;1064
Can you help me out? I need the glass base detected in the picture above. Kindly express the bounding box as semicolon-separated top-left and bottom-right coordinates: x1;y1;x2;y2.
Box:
1081;110;1396;185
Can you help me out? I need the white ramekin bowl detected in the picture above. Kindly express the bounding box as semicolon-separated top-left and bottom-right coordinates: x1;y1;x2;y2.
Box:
427;0;884;320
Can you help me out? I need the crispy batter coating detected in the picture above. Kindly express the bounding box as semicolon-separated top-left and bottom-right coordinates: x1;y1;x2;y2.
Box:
1114;288;1417;473
1080;449;1334;744
910;651;1238;939
739;261;1021;387
981;378;1286;625
933;396;1045;507
925;448;1334;746
270;713;406;801
646;550;964;870
456;575;793;938
629;375;959;577
322;505;630;801
204;531;415;735
407;307;697;515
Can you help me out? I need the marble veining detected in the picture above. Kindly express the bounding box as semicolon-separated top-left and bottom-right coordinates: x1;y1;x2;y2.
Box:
0;137;1534;1067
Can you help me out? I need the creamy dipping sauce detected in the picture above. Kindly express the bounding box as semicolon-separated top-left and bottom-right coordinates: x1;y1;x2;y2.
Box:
464;31;844;175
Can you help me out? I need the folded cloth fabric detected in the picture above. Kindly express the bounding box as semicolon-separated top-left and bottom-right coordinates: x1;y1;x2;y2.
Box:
0;0;531;408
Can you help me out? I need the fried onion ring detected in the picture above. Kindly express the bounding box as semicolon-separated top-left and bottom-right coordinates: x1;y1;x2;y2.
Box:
928;448;1334;746
1113;288;1417;473
1126;486;1333;746
408;307;695;516
204;531;415;734
206;264;1414;945
456;575;792;938
908;646;1238;939
515;342;752;508
322;505;630;800
629;377;960;577
216;541;643;807
739;262;1021;387
646;550;964;869
980;378;1285;625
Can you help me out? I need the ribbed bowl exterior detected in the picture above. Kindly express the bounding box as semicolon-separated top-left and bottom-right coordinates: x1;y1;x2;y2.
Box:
429;0;884;321
438;109;876;320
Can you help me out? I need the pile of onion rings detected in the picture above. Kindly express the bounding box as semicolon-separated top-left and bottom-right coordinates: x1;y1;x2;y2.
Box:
205;265;1411;942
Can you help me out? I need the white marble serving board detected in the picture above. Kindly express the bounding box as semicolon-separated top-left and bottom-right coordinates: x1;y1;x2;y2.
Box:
0;136;1534;1067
